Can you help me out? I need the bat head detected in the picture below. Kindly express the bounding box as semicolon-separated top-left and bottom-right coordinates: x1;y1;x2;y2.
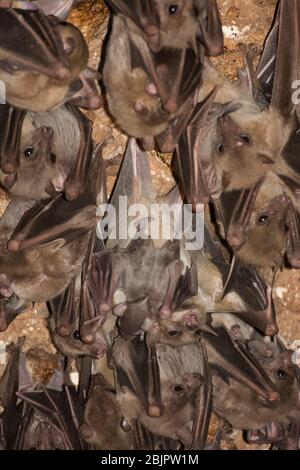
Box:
231;193;289;268
145;307;208;347
215;109;289;192
50;316;107;359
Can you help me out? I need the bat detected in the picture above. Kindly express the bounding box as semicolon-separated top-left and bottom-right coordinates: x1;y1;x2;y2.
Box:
209;325;299;431
0;190;96;302
105;0;223;56
0;8;101;111
103;13;204;152
0;105;94;201
0;337;86;449
80;374;135;450
213;174;292;269
114;337;211;449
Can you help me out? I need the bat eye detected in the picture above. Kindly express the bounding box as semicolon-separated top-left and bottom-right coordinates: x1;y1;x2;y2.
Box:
168;4;179;15
173;385;184;393
168;329;179;337
50;153;57;164
256;214;270;226
73;330;81;340
216;143;226;155
239;134;252;145
24;147;34;159
276;369;287;380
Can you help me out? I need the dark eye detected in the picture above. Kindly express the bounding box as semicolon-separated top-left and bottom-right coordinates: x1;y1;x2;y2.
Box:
217;143;226;155
239;134;252;145
276;369;287;380
73;330;81;341
50;153;56;164
168;4;179;15
256;214;270;226
24;147;34;159
168;330;179;337
174;385;184;392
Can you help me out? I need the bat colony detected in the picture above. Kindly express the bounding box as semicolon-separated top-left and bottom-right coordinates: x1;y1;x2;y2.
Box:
0;0;299;451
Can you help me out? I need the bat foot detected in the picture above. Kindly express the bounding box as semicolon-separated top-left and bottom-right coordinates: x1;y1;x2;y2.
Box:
79;423;93;440
64;182;81;201
7;239;21;252
145;82;158;96
81;334;96;345
56;325;71;337
147;404;162;418
2;161;16;174
134;100;149;116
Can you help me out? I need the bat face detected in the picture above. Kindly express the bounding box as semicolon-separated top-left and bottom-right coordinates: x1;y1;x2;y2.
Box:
214;110;289;192
0;122;61;199
80;375;134;450
231;195;288;269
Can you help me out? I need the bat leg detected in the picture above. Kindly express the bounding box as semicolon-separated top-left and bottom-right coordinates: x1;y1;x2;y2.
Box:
198;0;223;56
64;109;93;201
190;342;212;450
0;106;26;174
147;346;162;418
286;201;300;269
49;278;77;337
87;251;120;326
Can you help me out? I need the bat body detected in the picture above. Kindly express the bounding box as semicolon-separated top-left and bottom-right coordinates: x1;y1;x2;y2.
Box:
103;13;205;151
0;8;101;112
0;192;97;302
80;374;134;450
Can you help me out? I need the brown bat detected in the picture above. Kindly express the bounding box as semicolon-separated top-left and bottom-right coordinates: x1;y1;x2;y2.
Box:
0;337;86;449
0;8;101;112
0;105;94;201
105;0;223;55
103;13;204;152
209;325;299;431
80;374;135;450
114;337;211;449
0;188;97;303
216;174;298;269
